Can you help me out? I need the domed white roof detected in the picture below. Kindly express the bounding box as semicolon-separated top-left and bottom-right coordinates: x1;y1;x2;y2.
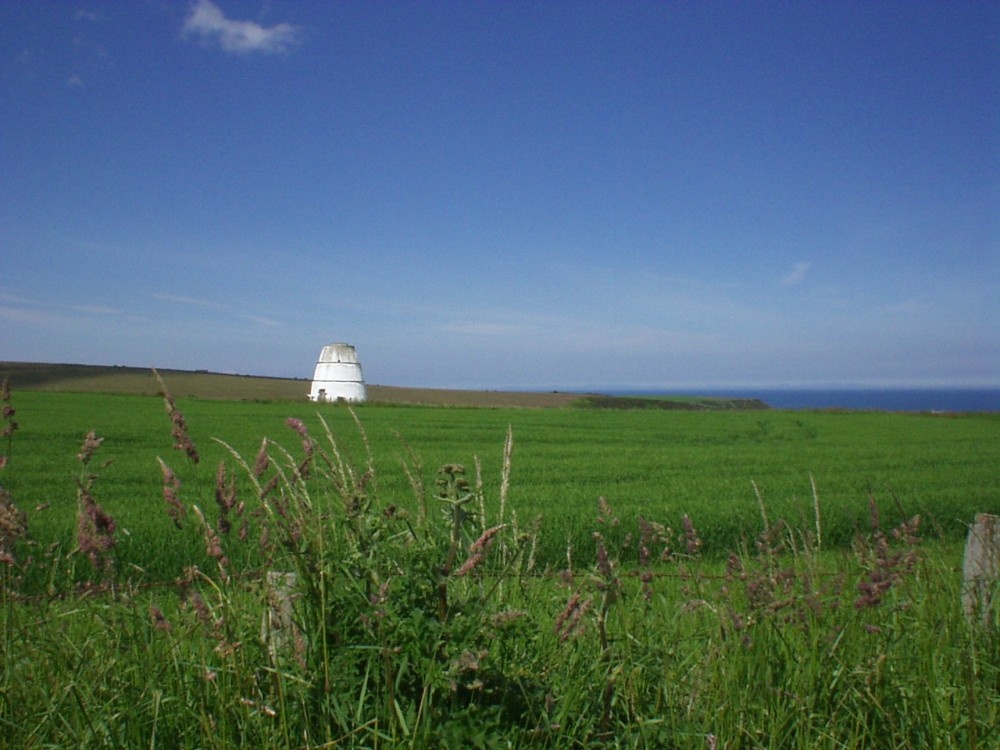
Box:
309;343;366;403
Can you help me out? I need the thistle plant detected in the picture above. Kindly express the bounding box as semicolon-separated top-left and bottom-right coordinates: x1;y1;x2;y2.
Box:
437;462;476;621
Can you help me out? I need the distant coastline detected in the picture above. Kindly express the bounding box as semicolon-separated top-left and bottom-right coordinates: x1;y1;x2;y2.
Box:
607;388;1000;413
2;363;997;412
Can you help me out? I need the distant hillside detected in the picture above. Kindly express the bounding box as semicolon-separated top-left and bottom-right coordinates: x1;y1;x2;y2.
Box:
0;362;583;406
0;362;769;410
0;362;309;400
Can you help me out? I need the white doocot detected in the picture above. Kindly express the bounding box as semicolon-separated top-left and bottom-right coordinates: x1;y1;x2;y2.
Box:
308;343;367;403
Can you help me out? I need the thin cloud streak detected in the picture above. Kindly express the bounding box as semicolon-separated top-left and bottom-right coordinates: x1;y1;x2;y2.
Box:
152;293;281;328
241;314;281;327
781;262;812;286
69;304;121;315
153;293;227;309
441;321;525;336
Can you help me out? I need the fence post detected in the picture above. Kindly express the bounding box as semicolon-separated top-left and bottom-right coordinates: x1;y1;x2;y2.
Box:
261;571;299;662
962;514;999;630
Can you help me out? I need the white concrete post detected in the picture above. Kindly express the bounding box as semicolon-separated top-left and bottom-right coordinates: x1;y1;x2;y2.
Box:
962;514;999;630
261;571;299;662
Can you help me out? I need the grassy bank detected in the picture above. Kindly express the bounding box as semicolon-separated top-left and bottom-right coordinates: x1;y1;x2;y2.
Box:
1;381;998;747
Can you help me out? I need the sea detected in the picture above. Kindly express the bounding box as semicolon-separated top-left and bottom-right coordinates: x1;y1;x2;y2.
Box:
602;388;1000;413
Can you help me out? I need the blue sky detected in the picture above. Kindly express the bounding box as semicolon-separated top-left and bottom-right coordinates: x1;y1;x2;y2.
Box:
2;1;997;390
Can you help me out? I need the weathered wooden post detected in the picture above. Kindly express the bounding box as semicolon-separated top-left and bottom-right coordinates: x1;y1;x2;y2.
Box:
261;571;299;662
962;514;999;630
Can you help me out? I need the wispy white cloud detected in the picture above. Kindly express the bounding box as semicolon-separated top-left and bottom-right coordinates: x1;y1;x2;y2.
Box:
780;261;811;286
153;293;281;327
882;298;924;315
153;292;227;309
441;321;525;336
183;0;300;55
69;304;121;315
0;305;70;326
0;292;121;318
241;314;281;327
0;292;45;306
0;300;131;327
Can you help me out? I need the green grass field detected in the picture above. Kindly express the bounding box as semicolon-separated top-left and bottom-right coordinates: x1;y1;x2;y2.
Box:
2;376;998;747
3;388;998;580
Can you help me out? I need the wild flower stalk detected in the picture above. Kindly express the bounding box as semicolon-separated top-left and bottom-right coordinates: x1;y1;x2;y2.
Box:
682;513;702;558
186;588;213;627
75;430;117;573
454;524;506;577
149;604;172;631
285;417;313;479
634;516;672;600
397;431;427;526
214;460;240;535
0;485;26;567
0;380;25;567
253;437;270;478
0;377;17;469
474;455;486;533
499;424;513;527
314;413;374;518
157;457;186;529
192;504;229;582
582;498;626;737
596;496;619;527
854;493;922;610
752;479;769;534
554;591;591;642
810;472;822;551
152;368;200;464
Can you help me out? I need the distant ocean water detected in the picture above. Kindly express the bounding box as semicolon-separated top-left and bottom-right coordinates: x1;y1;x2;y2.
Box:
605;388;1000;413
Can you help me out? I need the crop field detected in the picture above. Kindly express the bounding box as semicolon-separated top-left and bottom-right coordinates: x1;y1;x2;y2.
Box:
1;379;999;747
3;388;997;576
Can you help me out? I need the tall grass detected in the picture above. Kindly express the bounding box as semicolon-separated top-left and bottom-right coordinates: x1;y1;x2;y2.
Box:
1;379;998;747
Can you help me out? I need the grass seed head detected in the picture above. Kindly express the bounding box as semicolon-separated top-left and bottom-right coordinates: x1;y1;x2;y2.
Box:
76;485;117;571
0;377;15;445
75;431;117;571
150;605;172;631
153;369;200;463
554;592;591;642
682;514;702;557
0;485;27;565
597;496;619;526
157;457;186;529
77;430;104;465
253;438;270;477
